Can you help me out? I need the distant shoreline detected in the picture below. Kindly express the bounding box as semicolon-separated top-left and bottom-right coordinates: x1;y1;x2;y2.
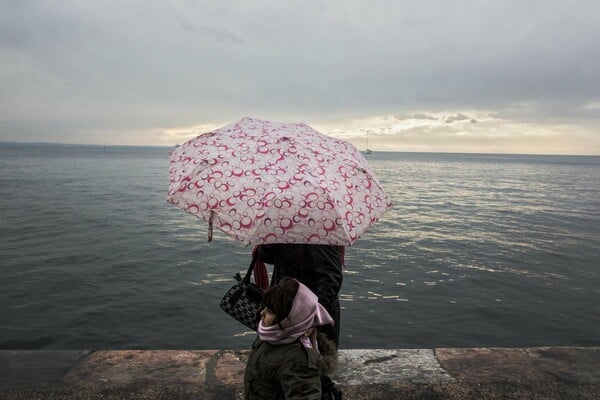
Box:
1;141;599;157
0;141;172;150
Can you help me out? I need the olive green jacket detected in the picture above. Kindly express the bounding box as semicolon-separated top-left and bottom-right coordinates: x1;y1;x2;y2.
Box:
244;334;337;400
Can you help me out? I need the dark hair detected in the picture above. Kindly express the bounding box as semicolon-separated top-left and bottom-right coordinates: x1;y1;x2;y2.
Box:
262;278;299;323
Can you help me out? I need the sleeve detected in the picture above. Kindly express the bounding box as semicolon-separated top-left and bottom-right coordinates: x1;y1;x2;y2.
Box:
313;246;343;314
256;244;277;264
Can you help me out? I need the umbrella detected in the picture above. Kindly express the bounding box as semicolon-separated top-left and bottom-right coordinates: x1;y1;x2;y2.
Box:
167;117;391;246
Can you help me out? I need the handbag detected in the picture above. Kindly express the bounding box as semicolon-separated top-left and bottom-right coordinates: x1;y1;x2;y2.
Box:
220;255;264;330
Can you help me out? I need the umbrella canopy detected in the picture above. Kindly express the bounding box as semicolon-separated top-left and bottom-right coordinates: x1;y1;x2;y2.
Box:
168;117;391;246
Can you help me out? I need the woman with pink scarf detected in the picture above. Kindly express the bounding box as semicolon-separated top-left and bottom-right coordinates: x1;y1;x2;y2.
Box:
244;278;340;400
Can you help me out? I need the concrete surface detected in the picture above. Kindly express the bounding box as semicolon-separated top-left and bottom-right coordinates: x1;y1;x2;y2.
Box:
336;349;453;385
0;350;91;388
0;347;598;399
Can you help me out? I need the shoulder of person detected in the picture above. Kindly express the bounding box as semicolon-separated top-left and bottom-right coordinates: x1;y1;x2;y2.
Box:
271;339;324;371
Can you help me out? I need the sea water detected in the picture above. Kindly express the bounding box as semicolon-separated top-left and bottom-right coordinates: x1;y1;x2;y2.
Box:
1;143;599;349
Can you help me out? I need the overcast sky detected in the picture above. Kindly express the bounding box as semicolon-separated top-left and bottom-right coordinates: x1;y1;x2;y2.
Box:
1;0;599;154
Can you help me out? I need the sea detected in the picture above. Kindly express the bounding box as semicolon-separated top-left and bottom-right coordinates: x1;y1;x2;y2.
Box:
1;142;599;350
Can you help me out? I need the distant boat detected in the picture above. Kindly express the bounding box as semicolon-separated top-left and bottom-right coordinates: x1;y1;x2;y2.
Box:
364;130;373;154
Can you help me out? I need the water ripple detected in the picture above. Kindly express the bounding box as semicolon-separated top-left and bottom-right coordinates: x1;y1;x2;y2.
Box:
1;146;599;349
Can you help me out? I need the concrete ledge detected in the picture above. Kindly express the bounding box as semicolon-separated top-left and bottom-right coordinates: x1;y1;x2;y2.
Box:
63;350;218;387
337;349;453;385
0;347;598;399
0;350;91;388
436;347;600;384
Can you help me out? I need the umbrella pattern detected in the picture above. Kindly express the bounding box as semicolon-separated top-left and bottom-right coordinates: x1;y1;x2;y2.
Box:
168;117;391;246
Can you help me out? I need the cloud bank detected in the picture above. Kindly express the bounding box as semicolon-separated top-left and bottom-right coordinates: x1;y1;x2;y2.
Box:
1;1;599;154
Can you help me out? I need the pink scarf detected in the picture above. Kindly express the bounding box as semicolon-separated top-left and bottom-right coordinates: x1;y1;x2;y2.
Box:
258;280;334;351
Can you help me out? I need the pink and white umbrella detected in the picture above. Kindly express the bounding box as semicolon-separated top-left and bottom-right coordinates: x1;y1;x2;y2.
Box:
167;117;391;246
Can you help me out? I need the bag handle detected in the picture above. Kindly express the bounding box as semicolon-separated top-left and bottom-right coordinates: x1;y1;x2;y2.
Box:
238;254;258;284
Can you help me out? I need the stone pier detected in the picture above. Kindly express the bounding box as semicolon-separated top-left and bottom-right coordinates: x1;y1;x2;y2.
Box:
1;347;598;399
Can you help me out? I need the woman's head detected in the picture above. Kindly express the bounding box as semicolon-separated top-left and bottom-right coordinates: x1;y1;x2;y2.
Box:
260;278;299;327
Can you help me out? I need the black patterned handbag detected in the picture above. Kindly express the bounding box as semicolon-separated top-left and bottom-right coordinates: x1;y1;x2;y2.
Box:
220;256;264;330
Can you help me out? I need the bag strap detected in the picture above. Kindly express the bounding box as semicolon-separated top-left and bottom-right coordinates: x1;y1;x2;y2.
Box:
241;254;258;284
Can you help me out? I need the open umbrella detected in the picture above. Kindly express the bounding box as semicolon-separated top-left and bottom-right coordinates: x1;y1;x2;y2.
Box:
168;117;391;246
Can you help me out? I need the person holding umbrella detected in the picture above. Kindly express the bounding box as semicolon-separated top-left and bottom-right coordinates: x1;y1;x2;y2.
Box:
168;117;390;341
168;117;391;400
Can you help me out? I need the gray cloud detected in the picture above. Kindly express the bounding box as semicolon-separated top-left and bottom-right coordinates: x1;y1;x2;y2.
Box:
394;113;437;121
177;20;244;44
412;114;436;121
445;114;471;124
1;0;599;150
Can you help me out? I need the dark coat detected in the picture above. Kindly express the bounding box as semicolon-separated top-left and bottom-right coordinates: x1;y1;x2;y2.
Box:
244;334;337;400
257;244;343;346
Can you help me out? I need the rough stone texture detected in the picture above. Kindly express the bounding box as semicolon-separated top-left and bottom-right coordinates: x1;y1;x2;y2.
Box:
435;347;600;384
524;347;600;384
2;381;600;400
436;347;545;383
2;347;599;399
335;349;454;385
212;350;250;386
341;381;600;400
0;350;91;388
62;350;216;388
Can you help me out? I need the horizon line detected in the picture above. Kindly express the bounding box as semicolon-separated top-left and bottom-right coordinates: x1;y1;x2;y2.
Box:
1;140;599;157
